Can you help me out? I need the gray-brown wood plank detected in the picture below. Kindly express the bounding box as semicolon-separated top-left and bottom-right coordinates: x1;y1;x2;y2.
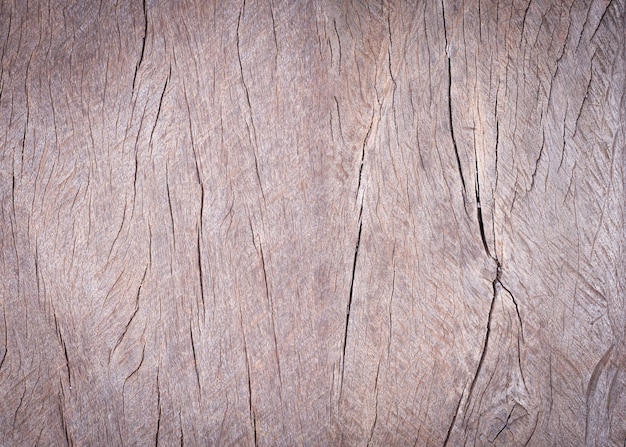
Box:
0;1;624;445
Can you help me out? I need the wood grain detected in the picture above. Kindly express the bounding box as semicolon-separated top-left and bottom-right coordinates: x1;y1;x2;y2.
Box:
0;1;624;445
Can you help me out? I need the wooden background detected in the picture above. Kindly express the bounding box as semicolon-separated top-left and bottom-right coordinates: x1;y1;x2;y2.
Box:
1;1;625;445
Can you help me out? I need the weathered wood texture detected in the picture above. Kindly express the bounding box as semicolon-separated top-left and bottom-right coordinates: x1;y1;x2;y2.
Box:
1;1;625;445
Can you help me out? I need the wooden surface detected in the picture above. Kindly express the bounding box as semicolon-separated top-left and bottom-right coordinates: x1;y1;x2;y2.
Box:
1;1;625;445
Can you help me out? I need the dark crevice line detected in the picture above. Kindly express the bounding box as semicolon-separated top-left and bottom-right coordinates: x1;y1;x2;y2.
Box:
557;113;567;172
247;365;257;447
12;386;26;429
442;0;465;196
474;152;490;257
123;343;145;385
590;1;611;43
131;101;149;220
517;333;528;391
184;82;207;320
196;230;206;319
492;406;515;443
494;91;500;188
521;0;531;41
357;110;374;200
333;96;345;144
333;19;341;73
0;308;7;371
111;265;147;361
463;266;499;418
60;333;71;388
236;5;254;138
340;216;363;399
269;1;278;52
523;413;539;446
529;129;545;191
500;281;524;340
132;0;148;92
59;395;71;446
573;55;595;138
149;66;170;149
189;321;201;394
448;58;466;194
259;243;283;390
442;386;465;447
387;10;399;141
166;162;175;250
107;199;127;264
179;413;184;447
237;10;265;204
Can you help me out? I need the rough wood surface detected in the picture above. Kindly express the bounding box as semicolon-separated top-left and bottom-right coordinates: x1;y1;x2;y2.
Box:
1;1;625;445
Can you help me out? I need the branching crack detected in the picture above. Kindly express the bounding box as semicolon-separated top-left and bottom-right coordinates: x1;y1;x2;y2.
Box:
492;405;515;442
464;259;525;419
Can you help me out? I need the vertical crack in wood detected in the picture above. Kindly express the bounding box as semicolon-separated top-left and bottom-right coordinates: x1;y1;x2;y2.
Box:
500;281;524;341
149;66;171;153
340;213;362;400
529;128;545;192
464;264;499;418
474;148;490;257
333;19;341;74
165;160;176;251
357;110;373;201
111;265;147;361
155;370;161;447
236;2;264;204
442;0;466;197
189;321;201;395
132;0;148;92
259;242;284;399
0;307;8;371
442;385;465;447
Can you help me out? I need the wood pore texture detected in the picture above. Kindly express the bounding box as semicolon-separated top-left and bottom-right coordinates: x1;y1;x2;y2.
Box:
1;1;625;446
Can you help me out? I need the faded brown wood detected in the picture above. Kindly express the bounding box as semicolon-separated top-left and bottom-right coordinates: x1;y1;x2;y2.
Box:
0;1;625;446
